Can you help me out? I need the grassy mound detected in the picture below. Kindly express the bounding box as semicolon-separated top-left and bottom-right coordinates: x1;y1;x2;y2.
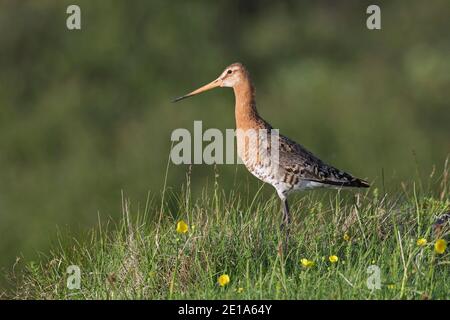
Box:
7;171;450;299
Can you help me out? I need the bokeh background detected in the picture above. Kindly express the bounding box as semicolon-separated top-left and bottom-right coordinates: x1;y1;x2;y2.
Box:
0;0;449;286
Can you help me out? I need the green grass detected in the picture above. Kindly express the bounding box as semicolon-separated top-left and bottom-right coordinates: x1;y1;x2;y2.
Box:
6;169;450;300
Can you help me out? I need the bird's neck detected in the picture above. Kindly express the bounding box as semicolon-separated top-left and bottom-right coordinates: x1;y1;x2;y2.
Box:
233;79;261;130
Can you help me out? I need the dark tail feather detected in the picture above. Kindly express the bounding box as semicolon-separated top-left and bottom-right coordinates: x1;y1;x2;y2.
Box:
350;178;370;188
312;177;370;188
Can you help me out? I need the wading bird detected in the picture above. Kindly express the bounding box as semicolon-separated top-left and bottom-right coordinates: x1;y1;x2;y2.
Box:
174;63;369;243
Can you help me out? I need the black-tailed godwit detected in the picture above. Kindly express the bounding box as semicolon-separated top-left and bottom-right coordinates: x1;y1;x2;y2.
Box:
174;63;369;242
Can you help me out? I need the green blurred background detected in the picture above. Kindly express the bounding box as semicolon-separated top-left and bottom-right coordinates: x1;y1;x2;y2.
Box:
0;0;449;285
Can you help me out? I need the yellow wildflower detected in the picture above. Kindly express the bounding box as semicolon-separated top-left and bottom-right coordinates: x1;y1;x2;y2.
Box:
416;238;427;247
176;220;188;234
343;233;350;242
236;287;244;293
387;284;395;290
329;255;339;263
300;258;314;268
434;239;447;254
218;274;230;287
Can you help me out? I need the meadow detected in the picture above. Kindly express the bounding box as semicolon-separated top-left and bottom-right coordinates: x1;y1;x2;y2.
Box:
8;160;449;300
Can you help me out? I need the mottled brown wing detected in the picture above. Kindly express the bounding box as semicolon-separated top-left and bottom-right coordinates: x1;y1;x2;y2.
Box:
277;134;370;188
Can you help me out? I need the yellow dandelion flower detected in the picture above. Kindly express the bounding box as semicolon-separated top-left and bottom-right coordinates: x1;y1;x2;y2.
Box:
300;258;314;268
236;287;244;293
434;239;447;254
329;255;339;263
416;238;427;247
218;274;230;287
176;220;189;234
343;233;350;242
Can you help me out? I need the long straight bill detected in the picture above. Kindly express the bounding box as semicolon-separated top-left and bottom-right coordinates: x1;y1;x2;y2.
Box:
172;78;220;102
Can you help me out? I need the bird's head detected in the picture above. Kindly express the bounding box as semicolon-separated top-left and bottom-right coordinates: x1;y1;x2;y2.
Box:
173;63;247;102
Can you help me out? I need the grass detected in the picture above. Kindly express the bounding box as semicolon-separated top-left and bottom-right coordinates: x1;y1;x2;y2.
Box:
5;164;450;300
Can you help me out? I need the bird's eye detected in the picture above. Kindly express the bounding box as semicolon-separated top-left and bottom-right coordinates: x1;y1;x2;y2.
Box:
227;69;232;74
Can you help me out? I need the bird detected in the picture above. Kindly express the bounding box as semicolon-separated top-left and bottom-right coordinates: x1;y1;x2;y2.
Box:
433;211;450;236
173;63;369;244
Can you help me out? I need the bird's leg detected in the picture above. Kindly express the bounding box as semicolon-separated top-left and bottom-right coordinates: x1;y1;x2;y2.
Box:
280;198;291;253
281;198;291;229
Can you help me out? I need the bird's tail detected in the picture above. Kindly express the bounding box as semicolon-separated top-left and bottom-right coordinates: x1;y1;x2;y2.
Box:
317;177;370;188
350;178;370;188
